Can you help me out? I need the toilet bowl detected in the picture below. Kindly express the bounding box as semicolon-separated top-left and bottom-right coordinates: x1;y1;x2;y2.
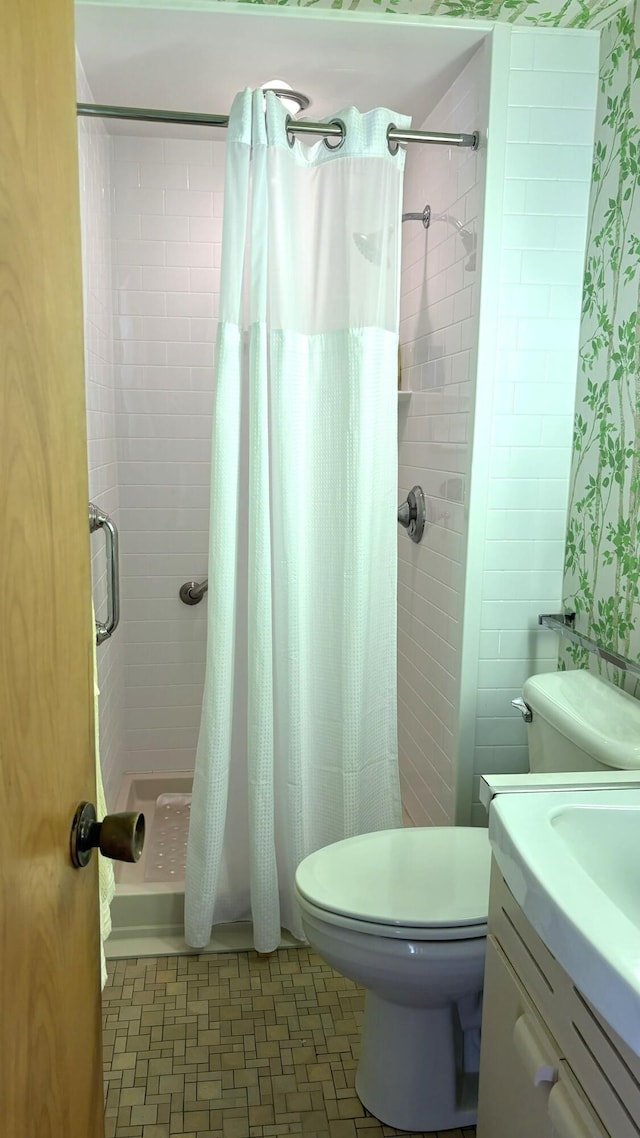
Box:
295;826;491;1132
295;670;640;1132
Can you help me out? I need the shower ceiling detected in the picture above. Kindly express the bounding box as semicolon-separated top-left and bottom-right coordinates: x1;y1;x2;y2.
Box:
75;3;488;137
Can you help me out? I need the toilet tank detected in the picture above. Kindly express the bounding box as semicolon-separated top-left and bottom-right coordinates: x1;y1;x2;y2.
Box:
522;670;640;773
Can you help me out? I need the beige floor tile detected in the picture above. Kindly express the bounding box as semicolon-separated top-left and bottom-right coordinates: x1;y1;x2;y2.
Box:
103;946;475;1138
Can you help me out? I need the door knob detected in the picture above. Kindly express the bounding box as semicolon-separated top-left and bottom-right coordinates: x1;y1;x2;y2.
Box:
70;801;145;868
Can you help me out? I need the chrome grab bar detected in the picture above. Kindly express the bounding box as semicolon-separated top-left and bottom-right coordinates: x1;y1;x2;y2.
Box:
89;502;120;645
179;578;208;605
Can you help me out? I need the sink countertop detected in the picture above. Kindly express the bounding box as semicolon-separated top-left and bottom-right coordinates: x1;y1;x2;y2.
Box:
480;769;640;810
488;786;640;1057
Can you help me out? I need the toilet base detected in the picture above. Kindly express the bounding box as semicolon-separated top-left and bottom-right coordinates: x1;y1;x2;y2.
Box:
355;991;479;1132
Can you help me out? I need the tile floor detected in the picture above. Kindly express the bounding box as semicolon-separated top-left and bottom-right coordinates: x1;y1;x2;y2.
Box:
103;947;476;1138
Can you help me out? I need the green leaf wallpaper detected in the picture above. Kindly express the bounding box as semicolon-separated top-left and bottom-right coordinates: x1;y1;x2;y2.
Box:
562;0;640;683
210;0;625;30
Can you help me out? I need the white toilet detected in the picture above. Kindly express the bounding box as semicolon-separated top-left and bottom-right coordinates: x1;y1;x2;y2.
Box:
294;670;640;1133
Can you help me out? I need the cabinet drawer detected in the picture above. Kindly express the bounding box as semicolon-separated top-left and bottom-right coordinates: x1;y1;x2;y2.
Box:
489;861;640;1138
567;989;640;1137
549;1063;610;1138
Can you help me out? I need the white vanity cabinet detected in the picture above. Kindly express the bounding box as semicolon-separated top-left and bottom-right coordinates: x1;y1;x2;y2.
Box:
477;863;640;1138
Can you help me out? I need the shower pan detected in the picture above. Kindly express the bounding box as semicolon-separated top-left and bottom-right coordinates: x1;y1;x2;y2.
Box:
108;772;195;956
109;771;304;955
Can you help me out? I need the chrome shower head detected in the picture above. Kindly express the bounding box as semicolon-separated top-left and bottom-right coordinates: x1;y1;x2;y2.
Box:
353;203;477;270
353;230;387;265
435;210;477;270
353;205;430;266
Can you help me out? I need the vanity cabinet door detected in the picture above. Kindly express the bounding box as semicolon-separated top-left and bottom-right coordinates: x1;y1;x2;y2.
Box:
477;936;560;1138
549;1063;610;1138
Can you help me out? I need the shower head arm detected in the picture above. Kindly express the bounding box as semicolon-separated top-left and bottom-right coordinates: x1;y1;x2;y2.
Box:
401;204;472;239
401;203;476;266
401;204;431;229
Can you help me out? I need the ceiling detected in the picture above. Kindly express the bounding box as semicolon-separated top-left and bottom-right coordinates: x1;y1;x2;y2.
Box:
75;3;489;136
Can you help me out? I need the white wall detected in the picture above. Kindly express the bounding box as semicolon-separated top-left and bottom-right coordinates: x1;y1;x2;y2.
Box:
77;57;122;809
460;27;599;823
398;41;490;826
397;27;598;827
111;135;225;774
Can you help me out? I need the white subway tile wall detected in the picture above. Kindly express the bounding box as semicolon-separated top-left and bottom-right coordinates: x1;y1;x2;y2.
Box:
398;42;490;826
111;135;225;774
77;58;123;809
466;29;599;821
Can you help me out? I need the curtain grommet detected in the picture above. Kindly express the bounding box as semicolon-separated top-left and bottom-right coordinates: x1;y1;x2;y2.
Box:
285;114;296;149
387;123;400;156
323;119;346;150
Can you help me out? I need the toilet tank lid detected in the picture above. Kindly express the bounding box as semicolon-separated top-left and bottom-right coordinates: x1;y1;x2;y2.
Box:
523;670;640;770
295;827;491;930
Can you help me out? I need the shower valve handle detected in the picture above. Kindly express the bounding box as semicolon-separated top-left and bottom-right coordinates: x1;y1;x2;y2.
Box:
397;485;426;544
70;801;145;868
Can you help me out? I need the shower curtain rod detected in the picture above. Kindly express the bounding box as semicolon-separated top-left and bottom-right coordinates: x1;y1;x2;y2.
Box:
76;102;479;149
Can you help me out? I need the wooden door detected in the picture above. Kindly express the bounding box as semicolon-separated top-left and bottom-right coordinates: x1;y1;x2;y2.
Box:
0;2;105;1136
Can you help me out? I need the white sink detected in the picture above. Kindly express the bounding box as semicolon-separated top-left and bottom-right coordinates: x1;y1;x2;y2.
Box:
551;803;640;930
489;787;640;1056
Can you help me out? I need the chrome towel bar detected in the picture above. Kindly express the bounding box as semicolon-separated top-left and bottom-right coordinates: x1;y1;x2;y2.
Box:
539;611;640;678
89;502;120;645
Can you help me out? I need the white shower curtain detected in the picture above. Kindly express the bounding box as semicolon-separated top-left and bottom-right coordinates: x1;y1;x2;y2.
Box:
185;90;408;952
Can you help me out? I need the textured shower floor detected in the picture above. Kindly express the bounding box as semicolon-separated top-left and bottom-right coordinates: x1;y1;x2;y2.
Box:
114;773;193;887
146;791;191;881
108;771;300;959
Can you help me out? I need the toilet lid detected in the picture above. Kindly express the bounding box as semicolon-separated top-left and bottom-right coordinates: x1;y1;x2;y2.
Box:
295;827;491;930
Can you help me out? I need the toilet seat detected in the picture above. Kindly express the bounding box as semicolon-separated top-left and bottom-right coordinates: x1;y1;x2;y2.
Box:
295;827;491;942
296;890;488;941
